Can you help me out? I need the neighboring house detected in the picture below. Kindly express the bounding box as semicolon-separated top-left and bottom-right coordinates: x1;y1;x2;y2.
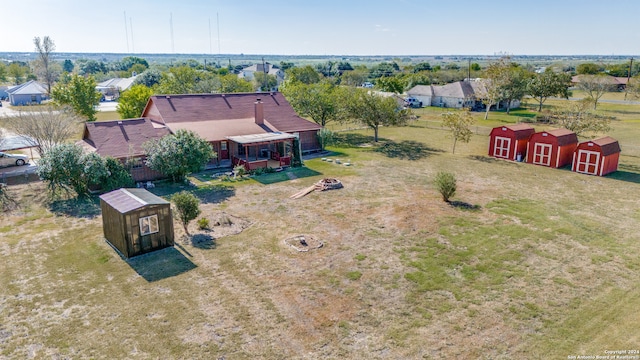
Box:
406;80;520;110
78;118;171;182
238;63;285;91
7;80;48;106
571;75;628;91
141;92;322;168
96;75;138;100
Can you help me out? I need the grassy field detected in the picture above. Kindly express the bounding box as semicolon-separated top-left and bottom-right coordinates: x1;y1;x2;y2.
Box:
2;99;640;359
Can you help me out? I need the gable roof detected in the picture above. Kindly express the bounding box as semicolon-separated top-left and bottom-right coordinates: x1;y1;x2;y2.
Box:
143;92;321;133
241;63;283;77
81;118;171;159
7;80;47;95
97;76;138;91
100;188;169;214
585;136;621;156
407;85;433;96
536;128;578;146
432;81;476;98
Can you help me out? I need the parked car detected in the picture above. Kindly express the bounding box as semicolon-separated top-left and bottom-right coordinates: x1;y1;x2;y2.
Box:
404;97;423;108
0;151;29;167
361;82;374;88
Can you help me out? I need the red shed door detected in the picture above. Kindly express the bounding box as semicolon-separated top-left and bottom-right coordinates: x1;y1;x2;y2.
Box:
493;136;511;158
533;143;552;166
575;150;600;175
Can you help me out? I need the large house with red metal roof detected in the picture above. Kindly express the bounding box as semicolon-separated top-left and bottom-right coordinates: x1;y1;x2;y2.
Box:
80;92;322;181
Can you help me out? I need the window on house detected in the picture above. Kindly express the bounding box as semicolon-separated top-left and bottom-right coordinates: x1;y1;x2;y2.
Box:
139;215;159;236
130;158;143;169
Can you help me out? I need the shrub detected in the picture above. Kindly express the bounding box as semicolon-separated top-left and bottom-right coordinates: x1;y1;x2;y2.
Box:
171;191;201;236
434;171;456;202
197;217;210;230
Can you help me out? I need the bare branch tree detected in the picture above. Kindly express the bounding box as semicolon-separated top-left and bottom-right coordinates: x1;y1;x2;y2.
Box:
3;105;83;156
576;74;617;109
33;36;57;94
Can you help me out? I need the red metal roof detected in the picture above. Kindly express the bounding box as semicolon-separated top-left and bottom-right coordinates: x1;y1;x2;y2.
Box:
81;118;171;159
143;92;322;133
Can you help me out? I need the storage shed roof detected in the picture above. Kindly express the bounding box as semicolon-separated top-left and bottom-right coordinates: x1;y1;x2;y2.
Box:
99;188;169;214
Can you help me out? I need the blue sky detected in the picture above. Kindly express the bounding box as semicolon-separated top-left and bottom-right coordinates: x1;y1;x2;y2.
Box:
1;0;638;55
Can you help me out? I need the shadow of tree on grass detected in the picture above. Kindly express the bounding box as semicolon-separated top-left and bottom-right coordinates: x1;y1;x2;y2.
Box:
190;233;217;250
374;140;444;160
149;183;235;205
48;196;101;218
448;200;481;211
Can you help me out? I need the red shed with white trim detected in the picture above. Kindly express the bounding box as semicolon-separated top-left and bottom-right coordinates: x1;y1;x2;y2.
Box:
572;136;621;176
488;124;535;161
527;129;578;168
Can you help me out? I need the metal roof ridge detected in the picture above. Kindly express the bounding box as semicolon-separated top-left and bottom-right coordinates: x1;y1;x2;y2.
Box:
121;188;148;206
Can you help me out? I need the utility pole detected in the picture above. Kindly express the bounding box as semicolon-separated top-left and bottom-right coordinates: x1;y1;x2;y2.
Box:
468;58;471;81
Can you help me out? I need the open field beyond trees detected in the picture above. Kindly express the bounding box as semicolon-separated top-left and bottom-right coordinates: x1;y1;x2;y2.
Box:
2;100;640;359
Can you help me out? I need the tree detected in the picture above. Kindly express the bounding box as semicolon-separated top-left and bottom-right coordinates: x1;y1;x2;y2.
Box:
441;110;475;154
7;62;28;85
37;143;86;197
51;75;102;121
0;62;7;82
33;36;57;94
134;69;162;88
76;59;107;75
143;129;214;182
527;70;572;111
281;81;345;127
171;191;200;236
576;74;617;109
285;66;321;84
413;62;432;72
344;89;407;142
375;76;407;94
253;72;277;91
549;98;612;136
62;59;74;73
37;143;130;197
4;105;82;156
470;63;481;71
219;74;254;93
627;75;640;100
340;68;369;87
576;63;601;75
434;172;456;203
102;157;134;192
117;84;153;118
155;66;199;94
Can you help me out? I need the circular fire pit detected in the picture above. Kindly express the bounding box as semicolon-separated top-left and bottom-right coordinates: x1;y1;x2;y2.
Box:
284;234;323;252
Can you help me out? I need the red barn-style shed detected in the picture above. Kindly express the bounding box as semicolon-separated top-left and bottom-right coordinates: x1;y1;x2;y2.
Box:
572;136;621;176
527;129;578;168
488;124;535;161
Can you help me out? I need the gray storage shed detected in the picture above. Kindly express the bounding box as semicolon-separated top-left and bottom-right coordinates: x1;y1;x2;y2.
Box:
99;188;174;258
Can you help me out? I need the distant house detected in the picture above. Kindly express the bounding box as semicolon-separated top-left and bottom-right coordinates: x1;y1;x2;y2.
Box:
406;80;520;110
78;118;171;182
7;80;48;106
238;63;285;91
141;92;322;169
571;75;628;91
96;75;138;100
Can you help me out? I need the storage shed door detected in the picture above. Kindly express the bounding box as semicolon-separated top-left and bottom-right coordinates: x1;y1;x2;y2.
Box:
575;150;600;175
533;143;552;166
493;136;511;158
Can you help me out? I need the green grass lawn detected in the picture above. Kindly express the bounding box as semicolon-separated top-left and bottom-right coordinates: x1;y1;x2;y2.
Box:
2;98;640;358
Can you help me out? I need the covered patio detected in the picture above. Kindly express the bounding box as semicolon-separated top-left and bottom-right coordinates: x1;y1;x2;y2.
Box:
227;132;296;171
